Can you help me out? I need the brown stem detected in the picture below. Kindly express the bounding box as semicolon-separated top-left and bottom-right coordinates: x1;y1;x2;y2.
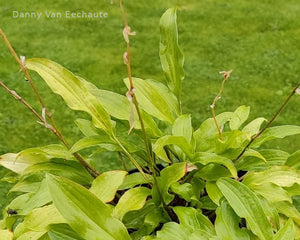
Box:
0;81;48;126
119;0;170;213
0;28;99;178
73;152;99;178
119;1;134;90
119;1;153;166
210;70;232;140
235;81;300;161
0;80;99;178
0;28;67;147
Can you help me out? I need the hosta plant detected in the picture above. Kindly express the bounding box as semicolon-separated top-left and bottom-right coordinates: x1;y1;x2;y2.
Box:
1;3;300;240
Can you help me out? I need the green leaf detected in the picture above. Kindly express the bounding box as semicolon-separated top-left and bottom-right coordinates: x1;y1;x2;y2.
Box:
85;85;162;137
193;152;237;178
14;231;46;240
26;58;113;134
243;166;300;188
215;201;250;240
243;149;267;162
292;195;300;214
242;117;266;137
0;147;51;174
199;196;218;210
29;144;74;160
90;170;127;203
285;150;300;170
130;206;168;240
172;114;192;142
170;182;194;202
8;179;51;215
124;78;179;123
274;201;300;224
156;222;220;240
206;181;223;205
46;174;131;240
75;118;99;137
70;135;116;153
119;172;153;190
23;159;93;185
2;145;75;177
194;112;233;151
0;230;13;240
259;149;290;165
236;149;289;172
48;224;85;240
286;184;300;197
190;177;205;201
229;105;250;130
258;196;280;230
123;200;168;236
153;135;194;162
196;164;231;181
216;130;249;154
246;182;291;203
156;222;190;240
273;219;295;240
152;163;187;204
14;205;65;238
88;88;132;121
252;125;300;147
9;174;41;193
173;206;216;235
217;178;273;240
113;187;151;220
159;7;184;101
0;153;29;174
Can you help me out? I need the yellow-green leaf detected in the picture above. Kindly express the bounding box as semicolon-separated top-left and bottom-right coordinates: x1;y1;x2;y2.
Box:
0;230;13;240
159;7;184;101
172;114;193;143
113;187;150;220
215;201;250;240
153;135;194;162
217;178;273;240
84;82;162;137
90;171;127;203
273;218;295;240
46;174;131;240
26;58;113;134
229;105;250;130
124;78;179;123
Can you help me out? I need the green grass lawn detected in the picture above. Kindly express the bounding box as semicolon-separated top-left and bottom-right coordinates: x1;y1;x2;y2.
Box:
0;0;299;213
